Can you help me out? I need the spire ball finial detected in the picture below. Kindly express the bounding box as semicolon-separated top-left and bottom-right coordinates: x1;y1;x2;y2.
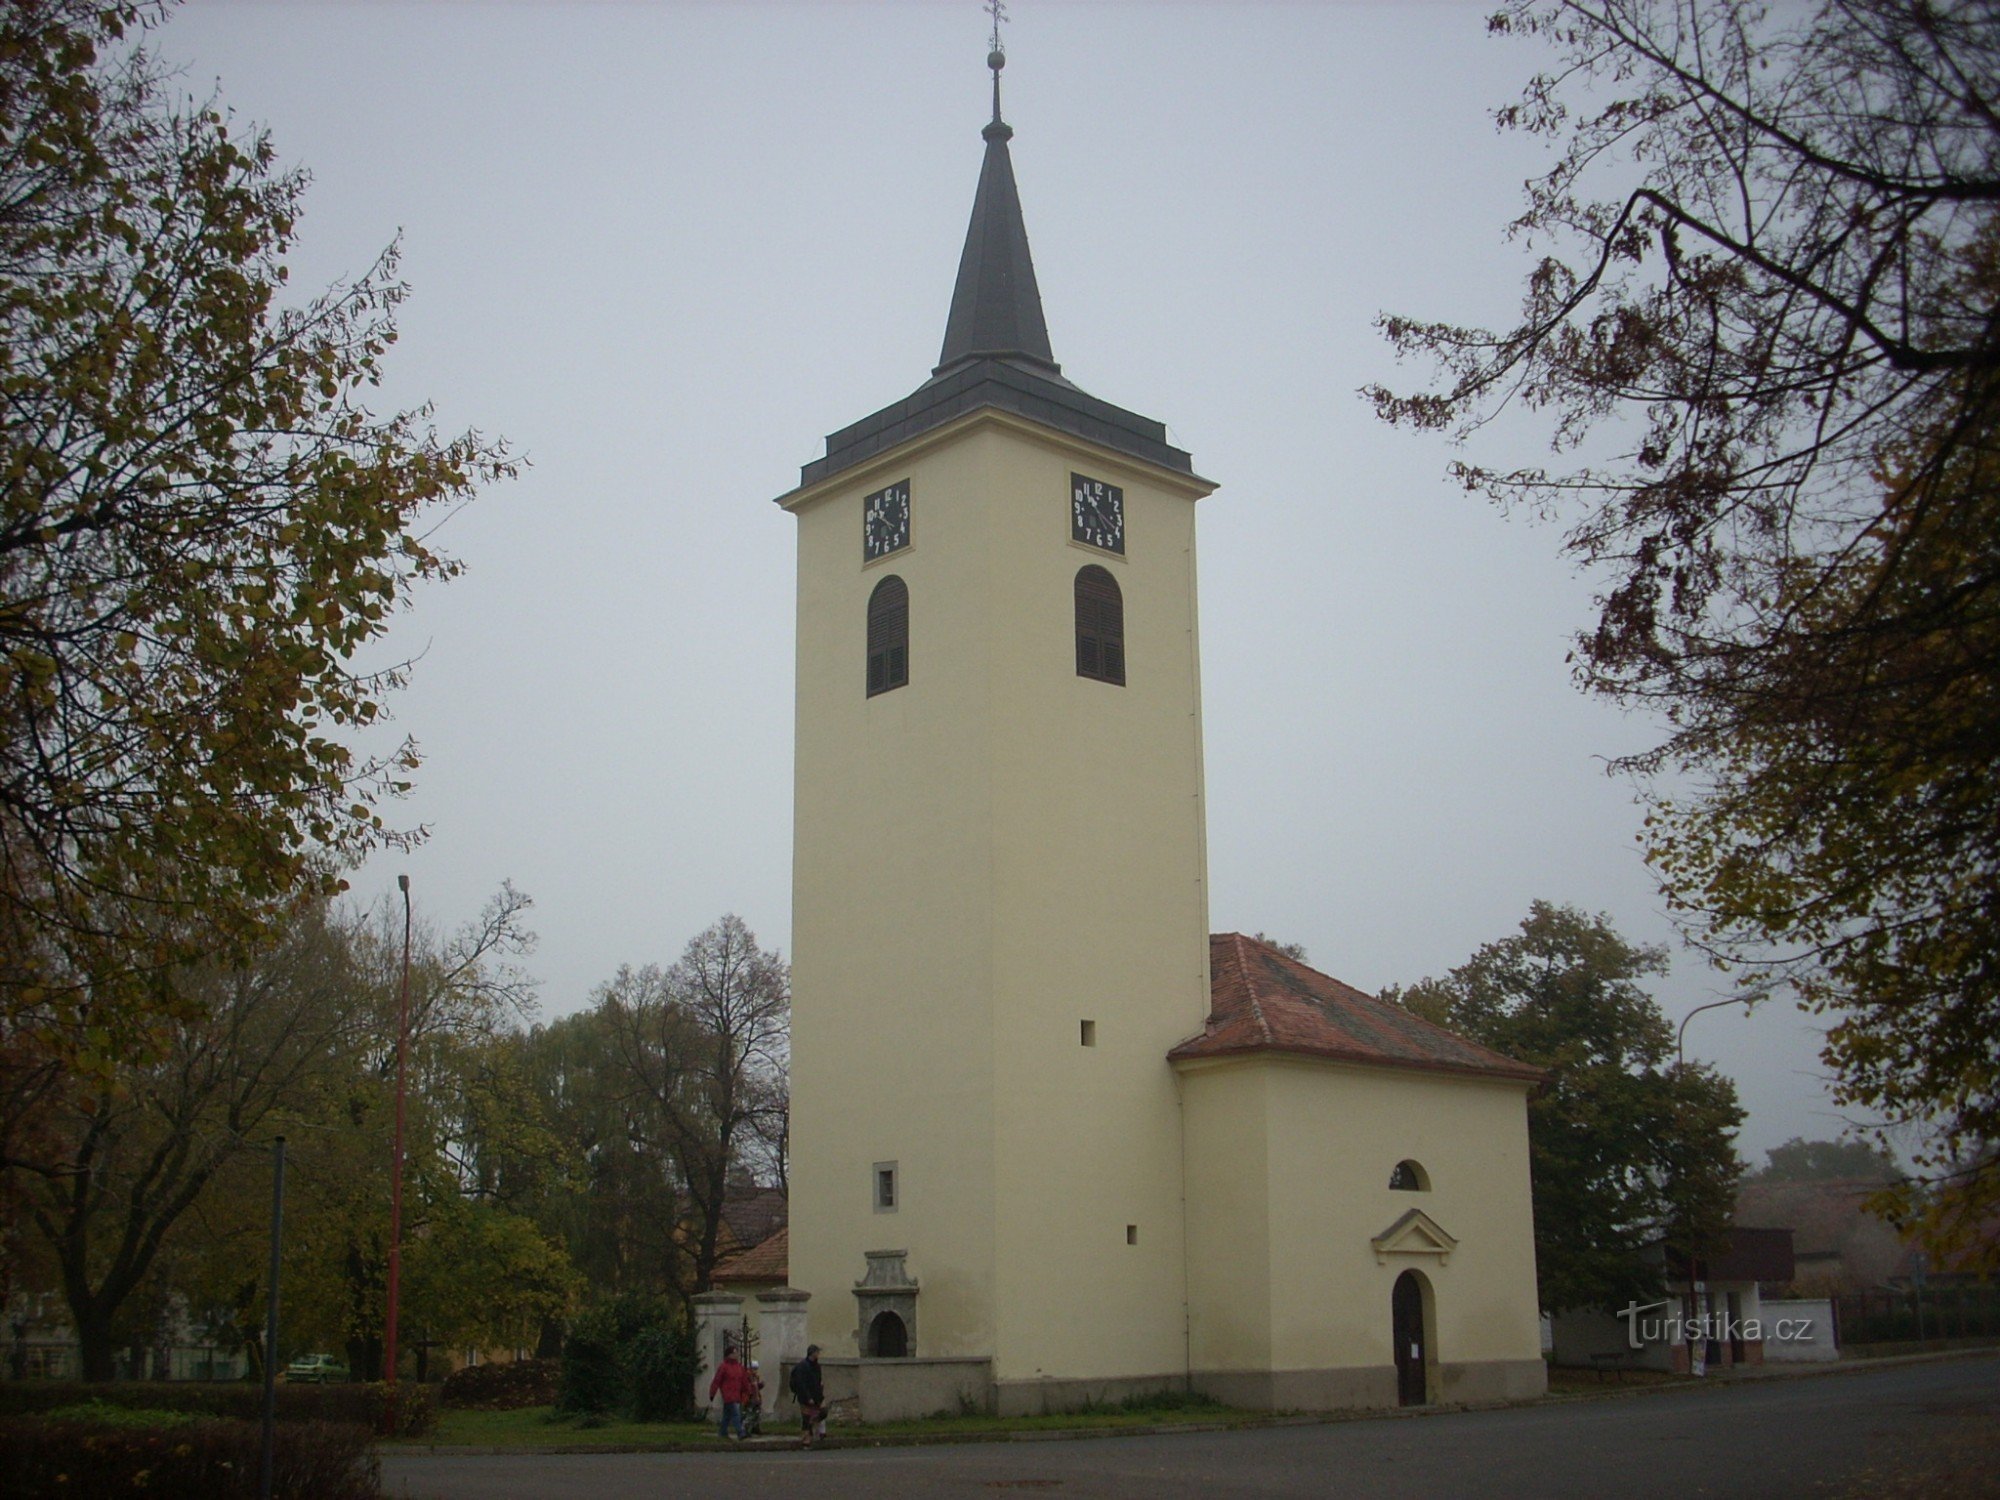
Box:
988;47;1005;71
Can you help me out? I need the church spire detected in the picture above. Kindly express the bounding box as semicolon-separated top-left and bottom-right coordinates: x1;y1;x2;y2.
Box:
934;23;1058;378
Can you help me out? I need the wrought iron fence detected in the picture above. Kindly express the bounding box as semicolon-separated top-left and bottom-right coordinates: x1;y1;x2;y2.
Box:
1834;1284;2000;1345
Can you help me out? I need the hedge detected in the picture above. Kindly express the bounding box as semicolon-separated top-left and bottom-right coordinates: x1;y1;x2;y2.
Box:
0;1414;379;1500
438;1358;559;1411
0;1381;438;1437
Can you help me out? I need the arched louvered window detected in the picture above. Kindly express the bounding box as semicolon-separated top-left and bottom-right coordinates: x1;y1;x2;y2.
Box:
1390;1160;1431;1192
867;575;909;697
1074;565;1125;685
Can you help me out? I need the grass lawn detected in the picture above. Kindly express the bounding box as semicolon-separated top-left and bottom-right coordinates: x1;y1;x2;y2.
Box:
403;1408;714;1448
398;1394;1250;1450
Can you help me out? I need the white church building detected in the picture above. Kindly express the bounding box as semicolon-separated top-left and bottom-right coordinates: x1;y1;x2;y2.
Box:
757;45;1547;1420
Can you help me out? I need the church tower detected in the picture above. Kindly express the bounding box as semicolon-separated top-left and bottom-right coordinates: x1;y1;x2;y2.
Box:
779;43;1216;1412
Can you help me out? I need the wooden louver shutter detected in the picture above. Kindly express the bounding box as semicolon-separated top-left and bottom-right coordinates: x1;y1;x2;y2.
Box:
867;575;909;696
1074;565;1125;685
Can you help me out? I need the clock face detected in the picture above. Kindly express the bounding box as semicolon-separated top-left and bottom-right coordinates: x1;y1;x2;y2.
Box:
863;479;911;561
1070;473;1125;555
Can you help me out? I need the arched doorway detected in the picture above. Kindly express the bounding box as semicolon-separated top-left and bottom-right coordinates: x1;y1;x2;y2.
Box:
1392;1270;1430;1406
867;1310;908;1358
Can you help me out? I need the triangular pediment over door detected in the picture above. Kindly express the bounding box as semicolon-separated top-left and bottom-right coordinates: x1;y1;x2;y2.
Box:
1372;1208;1459;1266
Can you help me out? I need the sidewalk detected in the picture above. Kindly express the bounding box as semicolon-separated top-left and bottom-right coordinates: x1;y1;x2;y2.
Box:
392;1346;2000;1457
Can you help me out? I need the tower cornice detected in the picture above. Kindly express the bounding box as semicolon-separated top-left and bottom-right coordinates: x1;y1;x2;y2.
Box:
773;405;1215;515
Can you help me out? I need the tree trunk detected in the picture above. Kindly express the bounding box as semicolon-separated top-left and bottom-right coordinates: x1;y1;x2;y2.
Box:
534;1315;564;1360
76;1308;117;1383
346;1333;383;1383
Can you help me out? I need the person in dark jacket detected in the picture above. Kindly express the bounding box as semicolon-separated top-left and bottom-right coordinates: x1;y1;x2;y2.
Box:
708;1348;751;1440
787;1344;826;1448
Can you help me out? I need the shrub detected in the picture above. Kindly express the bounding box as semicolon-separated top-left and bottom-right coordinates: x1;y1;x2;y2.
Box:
555;1295;698;1422
439;1358;560;1411
625;1326;698;1423
554;1305;625;1418
41;1401;199;1429
1119;1388;1223;1414
0;1413;378;1499
0;1381;437;1438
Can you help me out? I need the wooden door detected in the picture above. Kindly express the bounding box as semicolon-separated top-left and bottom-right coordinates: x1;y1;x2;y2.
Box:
1393;1271;1428;1406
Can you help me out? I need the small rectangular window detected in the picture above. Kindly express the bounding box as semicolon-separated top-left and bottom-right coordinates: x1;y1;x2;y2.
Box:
1080;1020;1097;1047
1126;1224;1138;1245
873;1161;898;1213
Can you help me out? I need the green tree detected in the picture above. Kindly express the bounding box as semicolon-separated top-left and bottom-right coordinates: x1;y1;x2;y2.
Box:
1389;901;1743;1313
1752;1137;1898;1185
0;0;514;1067
1370;0;1999;1269
277;884;548;1380
598;914;789;1301
512;1009;682;1317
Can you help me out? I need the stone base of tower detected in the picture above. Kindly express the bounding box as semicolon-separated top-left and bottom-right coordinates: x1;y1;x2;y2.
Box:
819;1355;994;1423
1192;1356;1545;1412
821;1356;1549;1422
991;1371;1192;1419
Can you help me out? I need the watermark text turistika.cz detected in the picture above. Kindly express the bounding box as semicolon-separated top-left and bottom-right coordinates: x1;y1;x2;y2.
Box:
1621;1302;1817;1349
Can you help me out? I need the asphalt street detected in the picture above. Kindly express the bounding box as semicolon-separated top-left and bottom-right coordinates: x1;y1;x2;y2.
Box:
380;1352;1999;1500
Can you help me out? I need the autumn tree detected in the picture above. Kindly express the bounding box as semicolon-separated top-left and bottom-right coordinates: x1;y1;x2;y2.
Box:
4;897;367;1380
0;1;513;1067
599;915;789;1301
1389;902;1743;1313
1371;0;1999;1267
1;881;568;1383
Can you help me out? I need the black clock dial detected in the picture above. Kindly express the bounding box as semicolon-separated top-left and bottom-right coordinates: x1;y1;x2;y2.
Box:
1070;473;1125;555
863;479;911;561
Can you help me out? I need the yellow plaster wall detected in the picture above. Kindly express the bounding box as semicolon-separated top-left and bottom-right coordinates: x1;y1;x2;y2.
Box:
1180;1057;1542;1376
1180;1064;1274;1372
785;411;1213;1382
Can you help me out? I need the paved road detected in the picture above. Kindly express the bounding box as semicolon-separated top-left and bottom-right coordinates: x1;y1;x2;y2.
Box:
381;1353;1999;1500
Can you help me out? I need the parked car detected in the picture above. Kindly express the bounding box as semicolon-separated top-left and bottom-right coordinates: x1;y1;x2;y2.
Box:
284;1352;350;1384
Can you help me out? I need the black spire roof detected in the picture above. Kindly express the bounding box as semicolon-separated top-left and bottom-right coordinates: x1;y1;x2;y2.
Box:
783;55;1197;498
934;91;1055;377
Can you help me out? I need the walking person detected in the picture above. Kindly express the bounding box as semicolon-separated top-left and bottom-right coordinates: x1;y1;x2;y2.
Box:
745;1360;765;1437
788;1343;826;1449
708;1347;751;1441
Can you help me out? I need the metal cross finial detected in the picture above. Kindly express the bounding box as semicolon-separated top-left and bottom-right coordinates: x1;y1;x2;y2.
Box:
984;0;1010;130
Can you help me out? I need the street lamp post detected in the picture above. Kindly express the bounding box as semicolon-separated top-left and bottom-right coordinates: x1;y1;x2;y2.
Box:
1673;995;1752;1376
1676;996;1751;1071
385;874;412;1395
258;1136;285;1500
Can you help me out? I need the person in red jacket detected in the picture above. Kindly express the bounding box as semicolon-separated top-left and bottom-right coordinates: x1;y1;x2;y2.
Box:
707;1348;751;1440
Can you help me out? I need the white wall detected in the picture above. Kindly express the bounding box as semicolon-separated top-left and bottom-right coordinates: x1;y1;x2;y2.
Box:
1761;1298;1839;1363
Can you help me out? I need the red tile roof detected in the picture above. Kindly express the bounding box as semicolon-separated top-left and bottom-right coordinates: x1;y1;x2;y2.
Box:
719;1185;788;1253
1169;933;1545;1084
713;1226;789;1285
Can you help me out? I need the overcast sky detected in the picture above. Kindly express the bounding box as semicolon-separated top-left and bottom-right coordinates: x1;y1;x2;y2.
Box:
156;0;1867;1165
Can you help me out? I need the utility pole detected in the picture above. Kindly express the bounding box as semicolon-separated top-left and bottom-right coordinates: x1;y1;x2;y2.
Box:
385;874;412;1397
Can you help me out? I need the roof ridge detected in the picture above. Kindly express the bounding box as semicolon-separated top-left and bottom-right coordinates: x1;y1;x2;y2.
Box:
1231;931;1274;1045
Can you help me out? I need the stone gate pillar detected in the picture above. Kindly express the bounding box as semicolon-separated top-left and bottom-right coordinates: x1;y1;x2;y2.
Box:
691;1290;744;1414
756;1287;812;1416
